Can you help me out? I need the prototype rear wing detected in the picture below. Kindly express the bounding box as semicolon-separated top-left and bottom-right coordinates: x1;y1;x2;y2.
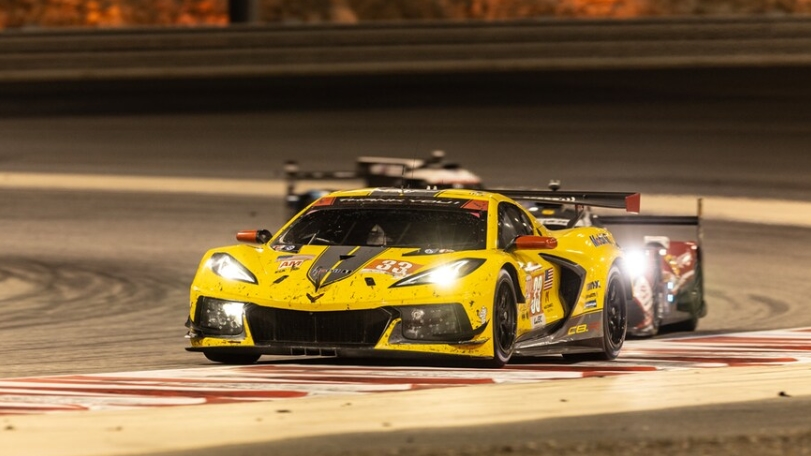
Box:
599;198;704;247
283;160;359;199
489;189;641;213
283;160;359;182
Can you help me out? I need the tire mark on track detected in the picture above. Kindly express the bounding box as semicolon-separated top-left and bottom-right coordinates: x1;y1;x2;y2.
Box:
0;257;183;330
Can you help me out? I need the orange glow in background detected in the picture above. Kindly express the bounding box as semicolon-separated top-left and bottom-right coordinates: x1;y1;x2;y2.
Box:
1;0;810;29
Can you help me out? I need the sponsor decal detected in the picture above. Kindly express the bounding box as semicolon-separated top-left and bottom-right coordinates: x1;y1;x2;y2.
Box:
566;321;600;336
363;259;422;277
539;217;570;226
520;262;543;273
590;233;612;247
272;244;297;252
277;255;314;262
333;196;466;208
527;275;543;319
370;187;432;194
585;292;597;299
584;300;598;310
542;293;554;312
586;280;601;291
278;260;304;271
276;255;314;271
567;324;590;336
312;266;353;275
308;246;386;289
527;269;555;327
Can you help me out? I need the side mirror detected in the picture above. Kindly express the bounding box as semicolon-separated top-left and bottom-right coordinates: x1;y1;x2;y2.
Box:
236;229;272;244
512;235;557;250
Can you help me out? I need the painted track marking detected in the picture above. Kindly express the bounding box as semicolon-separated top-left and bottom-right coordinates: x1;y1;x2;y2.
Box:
2;327;810;415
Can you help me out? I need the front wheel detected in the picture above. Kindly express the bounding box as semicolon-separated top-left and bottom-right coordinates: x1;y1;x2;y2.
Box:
203;351;261;365
564;265;628;362
489;270;517;367
600;265;628;359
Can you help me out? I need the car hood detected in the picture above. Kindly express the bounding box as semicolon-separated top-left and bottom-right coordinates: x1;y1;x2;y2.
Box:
196;244;487;309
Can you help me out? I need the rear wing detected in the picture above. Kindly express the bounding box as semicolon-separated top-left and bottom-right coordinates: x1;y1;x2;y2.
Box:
489;189;641;213
599;198;704;247
283;160;358;183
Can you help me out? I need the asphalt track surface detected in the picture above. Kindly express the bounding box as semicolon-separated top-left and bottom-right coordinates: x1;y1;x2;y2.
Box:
2;66;811;454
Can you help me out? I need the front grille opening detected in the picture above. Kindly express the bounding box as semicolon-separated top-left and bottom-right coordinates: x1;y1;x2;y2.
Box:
245;305;391;346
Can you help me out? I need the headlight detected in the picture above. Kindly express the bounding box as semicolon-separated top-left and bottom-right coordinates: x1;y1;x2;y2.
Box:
195;297;245;336
625;250;649;278
397;304;471;341
391;259;485;288
208;253;257;284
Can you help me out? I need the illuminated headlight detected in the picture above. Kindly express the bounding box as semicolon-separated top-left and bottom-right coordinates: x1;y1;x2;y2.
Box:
625;250;649;278
398;304;471;341
195;297;245;336
208;253;257;284
391;259;485;288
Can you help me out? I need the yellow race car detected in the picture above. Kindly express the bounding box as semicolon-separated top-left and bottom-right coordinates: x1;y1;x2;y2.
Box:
185;188;640;367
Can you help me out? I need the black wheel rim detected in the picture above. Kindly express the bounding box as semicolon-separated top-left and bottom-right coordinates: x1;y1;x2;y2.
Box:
605;277;627;348
495;283;516;354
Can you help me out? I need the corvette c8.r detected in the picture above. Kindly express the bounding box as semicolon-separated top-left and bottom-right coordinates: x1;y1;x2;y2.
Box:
186;187;640;366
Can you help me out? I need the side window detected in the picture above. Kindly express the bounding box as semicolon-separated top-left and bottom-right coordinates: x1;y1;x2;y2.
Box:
515;208;536;236
497;203;534;249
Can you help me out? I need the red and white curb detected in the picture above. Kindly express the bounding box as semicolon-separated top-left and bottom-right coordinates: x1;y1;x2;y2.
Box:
2;327;810;415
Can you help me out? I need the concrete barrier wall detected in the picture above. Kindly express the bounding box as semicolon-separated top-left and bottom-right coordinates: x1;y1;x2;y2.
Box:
3;16;811;83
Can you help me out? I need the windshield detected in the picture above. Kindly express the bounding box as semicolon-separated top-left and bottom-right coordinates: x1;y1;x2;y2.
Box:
274;207;487;250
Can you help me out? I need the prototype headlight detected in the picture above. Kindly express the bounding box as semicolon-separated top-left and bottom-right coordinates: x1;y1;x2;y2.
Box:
208;253;257;284
195;297;245;336
625;250;649;278
391;259;485;288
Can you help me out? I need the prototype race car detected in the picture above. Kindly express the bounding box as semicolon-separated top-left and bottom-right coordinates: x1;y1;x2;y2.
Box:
520;182;705;337
186;187;641;366
284;150;482;215
602;214;705;337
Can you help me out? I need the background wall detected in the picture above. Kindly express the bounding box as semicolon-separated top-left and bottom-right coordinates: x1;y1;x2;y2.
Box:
2;0;811;30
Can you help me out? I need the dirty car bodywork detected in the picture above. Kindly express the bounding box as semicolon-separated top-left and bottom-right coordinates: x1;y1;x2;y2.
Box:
186;188;639;366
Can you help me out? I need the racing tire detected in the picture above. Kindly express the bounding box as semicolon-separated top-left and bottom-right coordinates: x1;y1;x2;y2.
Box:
203;351;261;365
489;270;518;368
600;266;629;359
564;265;627;361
